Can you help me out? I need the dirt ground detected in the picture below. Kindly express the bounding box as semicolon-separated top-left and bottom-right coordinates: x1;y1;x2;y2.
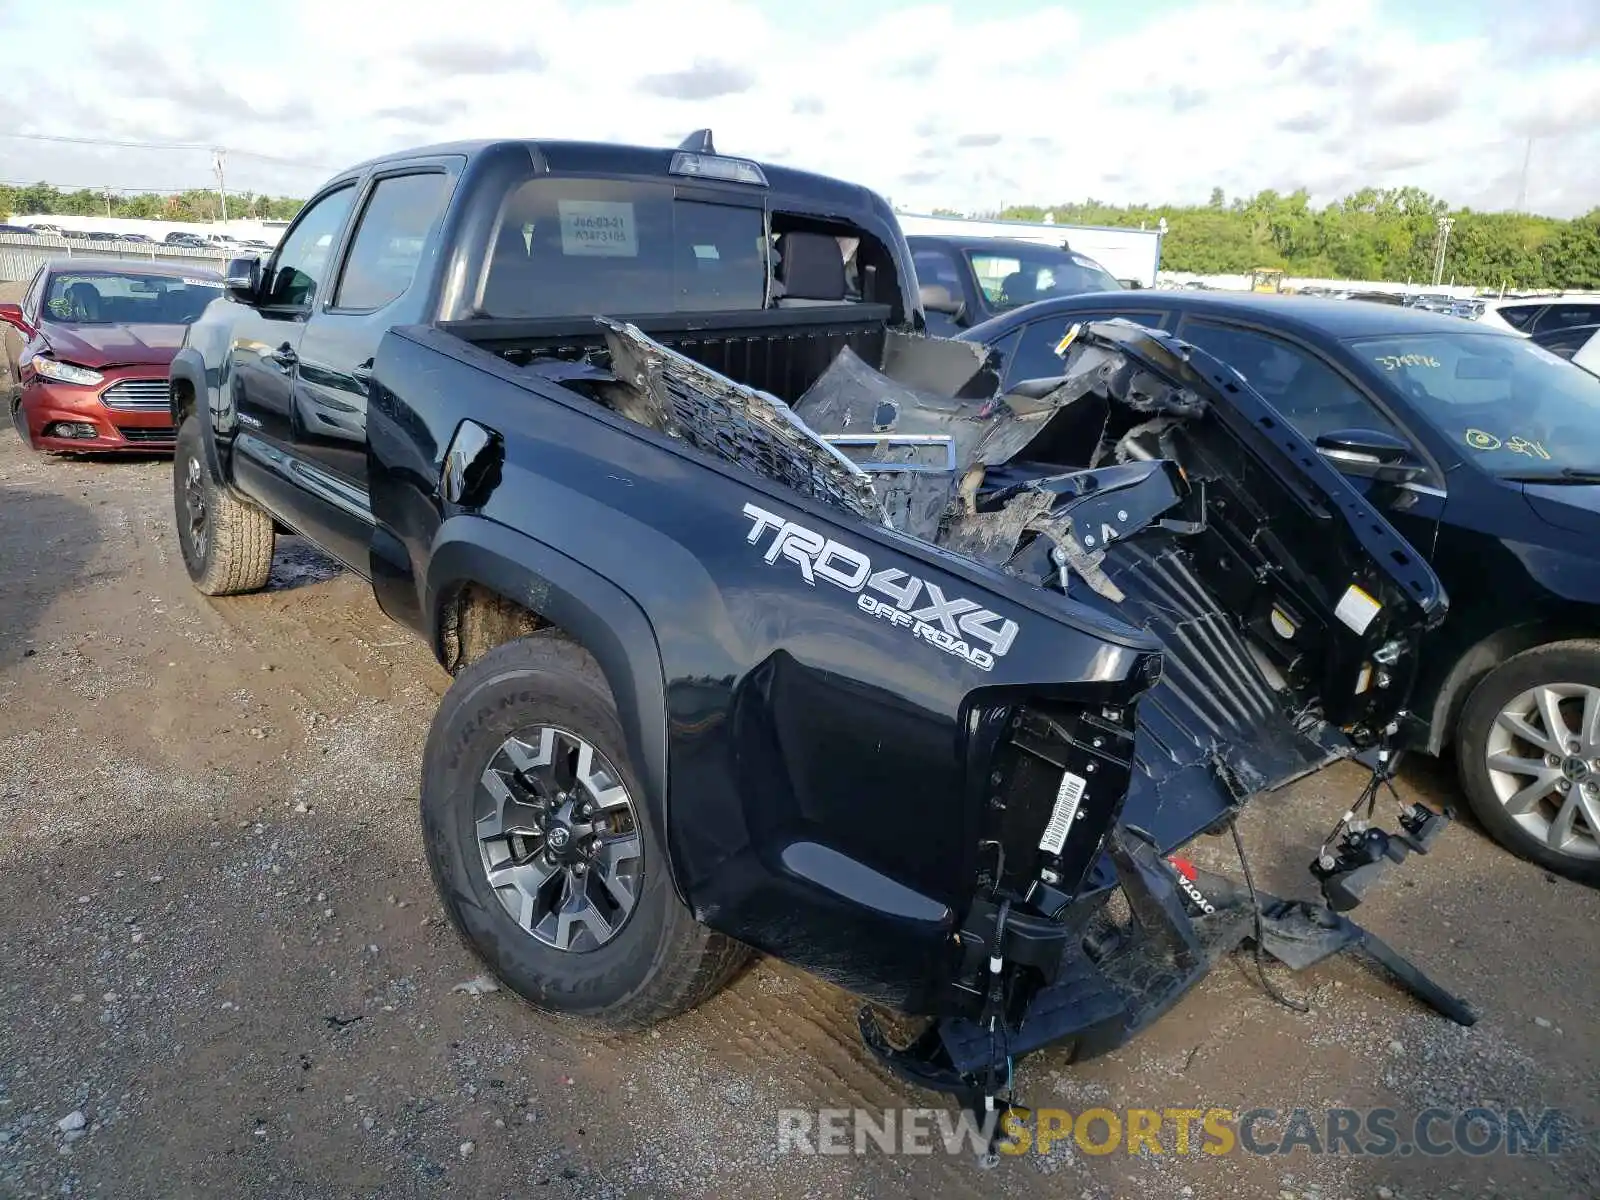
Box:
0;346;1596;1198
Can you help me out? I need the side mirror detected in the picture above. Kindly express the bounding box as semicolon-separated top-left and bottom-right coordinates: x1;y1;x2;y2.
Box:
1315;428;1426;484
918;283;965;322
0;302;33;338
224;256;262;304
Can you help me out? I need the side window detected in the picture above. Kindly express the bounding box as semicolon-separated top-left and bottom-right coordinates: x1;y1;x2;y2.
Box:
1530;325;1597;361
912;249;962;295
1532;303;1600;335
333;173;450;311
264;186;357;309
1177;319;1401;441
1004;312;1167;387
1496;304;1543;332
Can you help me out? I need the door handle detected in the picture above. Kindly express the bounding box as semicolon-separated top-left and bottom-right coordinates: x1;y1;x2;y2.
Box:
267;343;298;369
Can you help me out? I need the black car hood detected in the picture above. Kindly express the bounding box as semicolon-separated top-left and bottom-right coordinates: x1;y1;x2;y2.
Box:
1522;483;1600;537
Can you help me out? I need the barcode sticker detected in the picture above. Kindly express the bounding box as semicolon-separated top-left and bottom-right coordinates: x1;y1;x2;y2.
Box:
1039;771;1088;854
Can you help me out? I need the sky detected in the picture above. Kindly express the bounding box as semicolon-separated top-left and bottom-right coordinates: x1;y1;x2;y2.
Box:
1;0;1597;217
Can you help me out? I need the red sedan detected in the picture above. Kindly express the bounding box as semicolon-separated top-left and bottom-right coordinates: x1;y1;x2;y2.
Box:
1;260;223;454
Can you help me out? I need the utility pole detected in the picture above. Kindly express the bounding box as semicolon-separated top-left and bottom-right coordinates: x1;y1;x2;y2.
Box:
212;149;228;223
1432;217;1454;287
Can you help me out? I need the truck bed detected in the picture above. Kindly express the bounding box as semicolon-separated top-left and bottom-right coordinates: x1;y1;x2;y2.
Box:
441;303;894;405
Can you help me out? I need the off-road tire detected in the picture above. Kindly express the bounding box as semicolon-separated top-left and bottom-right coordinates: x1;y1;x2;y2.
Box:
173;415;275;596
422;635;748;1029
1456;640;1600;885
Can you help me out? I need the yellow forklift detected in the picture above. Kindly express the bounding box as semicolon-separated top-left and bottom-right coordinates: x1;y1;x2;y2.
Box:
1249;267;1287;294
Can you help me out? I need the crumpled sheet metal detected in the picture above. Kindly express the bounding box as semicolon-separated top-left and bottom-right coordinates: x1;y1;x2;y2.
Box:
600;320;887;525
1064;339;1208;419
794;342;1111;474
790;341;1113;540
942;490;1124;603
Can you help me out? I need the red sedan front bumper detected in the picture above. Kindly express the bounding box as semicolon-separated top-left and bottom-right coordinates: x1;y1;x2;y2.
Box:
19;371;175;453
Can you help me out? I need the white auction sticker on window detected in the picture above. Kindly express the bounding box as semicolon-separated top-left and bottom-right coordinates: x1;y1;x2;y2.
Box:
558;200;637;257
1334;583;1382;635
183;277;224;287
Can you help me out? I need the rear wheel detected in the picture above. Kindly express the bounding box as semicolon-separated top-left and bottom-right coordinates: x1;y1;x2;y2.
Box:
1456;641;1600;884
173;415;275;595
421;635;747;1029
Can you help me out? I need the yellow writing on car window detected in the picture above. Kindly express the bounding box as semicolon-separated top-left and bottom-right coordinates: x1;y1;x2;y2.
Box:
1506;436;1551;460
1375;354;1441;371
1463;429;1552;460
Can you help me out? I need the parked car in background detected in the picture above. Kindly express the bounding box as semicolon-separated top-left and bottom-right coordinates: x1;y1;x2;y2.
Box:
0;223;36;235
1531;322;1600;376
164;232;208;248
1;260;223;454
1477;294;1600;336
907;234;1123;336
961;291;1600;881
118;233;155;244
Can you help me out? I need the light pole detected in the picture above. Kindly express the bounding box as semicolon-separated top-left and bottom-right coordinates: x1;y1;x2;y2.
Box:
212;149;228;223
1432;217;1454;288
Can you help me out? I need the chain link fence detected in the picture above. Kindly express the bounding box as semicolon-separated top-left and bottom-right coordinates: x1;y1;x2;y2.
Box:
0;233;230;283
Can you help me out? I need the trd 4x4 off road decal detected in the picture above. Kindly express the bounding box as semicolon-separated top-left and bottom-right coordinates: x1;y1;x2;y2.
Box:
742;502;1019;671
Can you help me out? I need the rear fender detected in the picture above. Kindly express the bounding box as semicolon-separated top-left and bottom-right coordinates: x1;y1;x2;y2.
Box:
424;516;676;898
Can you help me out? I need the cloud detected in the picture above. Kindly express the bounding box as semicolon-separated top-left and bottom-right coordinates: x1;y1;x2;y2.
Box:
409;39;546;75
889;53;939;78
373;98;473;124
1371;81;1460;126
637;59;756;101
0;0;1596;218
1278;111;1329;134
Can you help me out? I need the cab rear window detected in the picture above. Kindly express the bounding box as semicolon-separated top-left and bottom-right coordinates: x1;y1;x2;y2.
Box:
481;179;766;318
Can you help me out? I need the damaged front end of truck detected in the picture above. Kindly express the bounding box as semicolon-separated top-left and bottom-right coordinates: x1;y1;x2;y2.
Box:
594;315;1473;1133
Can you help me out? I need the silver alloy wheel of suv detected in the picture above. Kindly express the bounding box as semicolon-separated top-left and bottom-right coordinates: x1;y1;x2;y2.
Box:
1484;682;1600;861
475;725;643;951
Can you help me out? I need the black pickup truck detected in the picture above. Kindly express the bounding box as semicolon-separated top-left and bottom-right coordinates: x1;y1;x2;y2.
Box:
169;133;1471;1121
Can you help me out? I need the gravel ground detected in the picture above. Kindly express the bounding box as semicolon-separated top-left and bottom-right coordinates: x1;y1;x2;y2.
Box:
0;368;1595;1198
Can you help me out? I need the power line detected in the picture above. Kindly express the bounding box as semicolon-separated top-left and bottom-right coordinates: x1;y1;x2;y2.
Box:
0;180;278;194
0;131;335;169
2;131;210;151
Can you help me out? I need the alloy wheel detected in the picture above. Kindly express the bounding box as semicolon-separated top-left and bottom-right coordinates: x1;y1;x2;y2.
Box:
1483;682;1600;861
183;456;208;561
475;725;643;952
